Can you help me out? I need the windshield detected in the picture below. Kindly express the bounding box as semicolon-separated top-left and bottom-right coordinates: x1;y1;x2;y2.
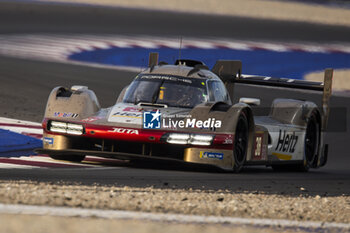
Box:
123;74;208;108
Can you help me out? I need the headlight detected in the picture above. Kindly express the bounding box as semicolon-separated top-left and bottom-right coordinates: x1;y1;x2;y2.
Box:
51;121;67;128
50;121;67;133
166;133;214;146
49;121;84;135
189;134;214;146
166;133;190;144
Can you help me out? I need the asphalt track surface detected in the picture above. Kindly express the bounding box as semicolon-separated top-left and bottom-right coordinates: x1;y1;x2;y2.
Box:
0;1;349;196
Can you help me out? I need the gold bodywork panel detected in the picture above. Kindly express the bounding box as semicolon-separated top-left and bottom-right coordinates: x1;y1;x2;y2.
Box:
43;133;72;150
45;87;100;121
184;148;233;170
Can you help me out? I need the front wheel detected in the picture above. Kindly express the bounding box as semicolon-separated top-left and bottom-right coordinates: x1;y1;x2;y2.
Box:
233;112;249;172
49;154;86;162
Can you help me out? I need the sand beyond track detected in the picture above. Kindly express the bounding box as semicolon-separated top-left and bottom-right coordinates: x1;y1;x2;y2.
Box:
41;0;350;27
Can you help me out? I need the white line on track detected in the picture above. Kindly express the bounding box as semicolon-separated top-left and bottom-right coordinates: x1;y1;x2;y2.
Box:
0;117;41;126
0;34;349;68
0;117;117;168
0;163;36;169
0;117;43;137
17;155;102;167
0;126;43;136
0;155;126;169
0;204;348;231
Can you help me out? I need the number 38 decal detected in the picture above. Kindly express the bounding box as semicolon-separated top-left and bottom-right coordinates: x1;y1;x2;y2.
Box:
255;136;262;157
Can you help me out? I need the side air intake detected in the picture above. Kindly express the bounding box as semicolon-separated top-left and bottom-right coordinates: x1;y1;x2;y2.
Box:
175;59;205;67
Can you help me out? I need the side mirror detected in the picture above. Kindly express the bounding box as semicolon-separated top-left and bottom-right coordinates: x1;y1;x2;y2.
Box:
239;97;261;106
71;85;88;91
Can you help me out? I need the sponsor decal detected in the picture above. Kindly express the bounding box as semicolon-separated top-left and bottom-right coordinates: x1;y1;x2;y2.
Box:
143;110;161;129
253;134;267;160
272;152;292;161
112;111;142;118
81;116;102;122
54;112;79;118
108;127;139;134
123;107;143;112
223;138;233;144
275;130;299;153
140;75;192;84
200;151;224;160
255;136;262;157
43;137;54;145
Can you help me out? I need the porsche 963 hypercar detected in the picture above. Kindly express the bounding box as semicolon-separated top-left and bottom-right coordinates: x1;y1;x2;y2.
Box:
36;53;333;172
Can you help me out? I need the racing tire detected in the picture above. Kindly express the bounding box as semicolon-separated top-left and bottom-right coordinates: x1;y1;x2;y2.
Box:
298;110;321;171
272;111;320;172
233;112;249;173
49;154;86;163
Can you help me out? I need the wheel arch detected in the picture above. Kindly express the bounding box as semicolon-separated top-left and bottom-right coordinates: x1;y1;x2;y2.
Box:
226;103;255;163
44;86;101;120
305;107;322;168
239;105;255;162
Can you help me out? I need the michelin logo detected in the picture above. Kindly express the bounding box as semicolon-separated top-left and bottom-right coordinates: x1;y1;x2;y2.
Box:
143;110;161;129
43;137;54;145
200;151;224;160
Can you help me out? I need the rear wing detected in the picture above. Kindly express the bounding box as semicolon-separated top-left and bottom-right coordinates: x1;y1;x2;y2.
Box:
212;60;333;130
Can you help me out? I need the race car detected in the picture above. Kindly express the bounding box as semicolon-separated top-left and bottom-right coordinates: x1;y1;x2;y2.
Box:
35;53;333;172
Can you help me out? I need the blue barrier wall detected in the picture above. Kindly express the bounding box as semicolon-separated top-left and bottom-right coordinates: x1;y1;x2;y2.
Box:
0;129;42;157
69;47;350;79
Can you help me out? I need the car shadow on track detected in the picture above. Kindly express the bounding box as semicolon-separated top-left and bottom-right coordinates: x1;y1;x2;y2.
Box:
1;155;349;197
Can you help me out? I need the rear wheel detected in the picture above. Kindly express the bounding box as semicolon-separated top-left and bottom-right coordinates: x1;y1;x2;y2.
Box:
272;111;320;172
233;112;249;172
298;110;320;171
49;154;85;162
